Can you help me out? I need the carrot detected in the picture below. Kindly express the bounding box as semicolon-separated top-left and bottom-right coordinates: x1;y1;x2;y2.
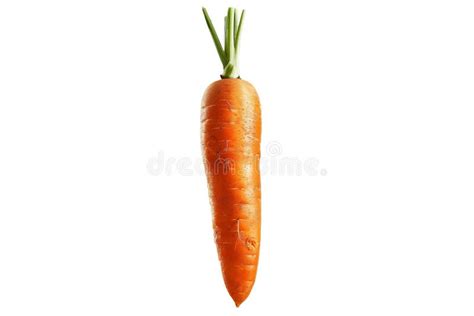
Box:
201;7;261;307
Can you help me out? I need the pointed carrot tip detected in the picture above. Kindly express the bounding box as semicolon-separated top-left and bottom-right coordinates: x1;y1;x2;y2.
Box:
233;296;246;307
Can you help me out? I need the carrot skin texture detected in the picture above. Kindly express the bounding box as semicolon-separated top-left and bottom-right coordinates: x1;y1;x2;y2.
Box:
201;78;261;307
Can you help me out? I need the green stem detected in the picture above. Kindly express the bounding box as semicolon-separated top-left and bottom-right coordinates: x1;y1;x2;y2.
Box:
202;7;245;79
234;9;240;42
225;8;235;75
202;8;227;67
235;10;245;53
224;16;227;57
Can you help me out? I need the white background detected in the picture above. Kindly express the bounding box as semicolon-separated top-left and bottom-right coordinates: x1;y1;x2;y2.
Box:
1;0;473;315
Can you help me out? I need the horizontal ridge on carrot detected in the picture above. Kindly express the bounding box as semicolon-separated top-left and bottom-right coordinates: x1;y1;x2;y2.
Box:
201;7;262;307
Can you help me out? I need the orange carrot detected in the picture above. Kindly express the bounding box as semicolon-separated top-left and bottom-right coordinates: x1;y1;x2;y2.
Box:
201;7;261;307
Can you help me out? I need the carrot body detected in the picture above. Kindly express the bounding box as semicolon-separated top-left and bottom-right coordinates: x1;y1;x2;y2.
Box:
201;78;261;306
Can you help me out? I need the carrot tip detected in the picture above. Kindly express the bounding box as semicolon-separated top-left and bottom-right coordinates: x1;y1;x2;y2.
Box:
233;296;246;307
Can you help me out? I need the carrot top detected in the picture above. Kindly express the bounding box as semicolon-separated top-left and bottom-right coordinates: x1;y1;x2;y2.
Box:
202;7;245;79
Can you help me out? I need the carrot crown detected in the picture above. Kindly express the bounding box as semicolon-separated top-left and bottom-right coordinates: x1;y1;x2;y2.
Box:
202;7;245;79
